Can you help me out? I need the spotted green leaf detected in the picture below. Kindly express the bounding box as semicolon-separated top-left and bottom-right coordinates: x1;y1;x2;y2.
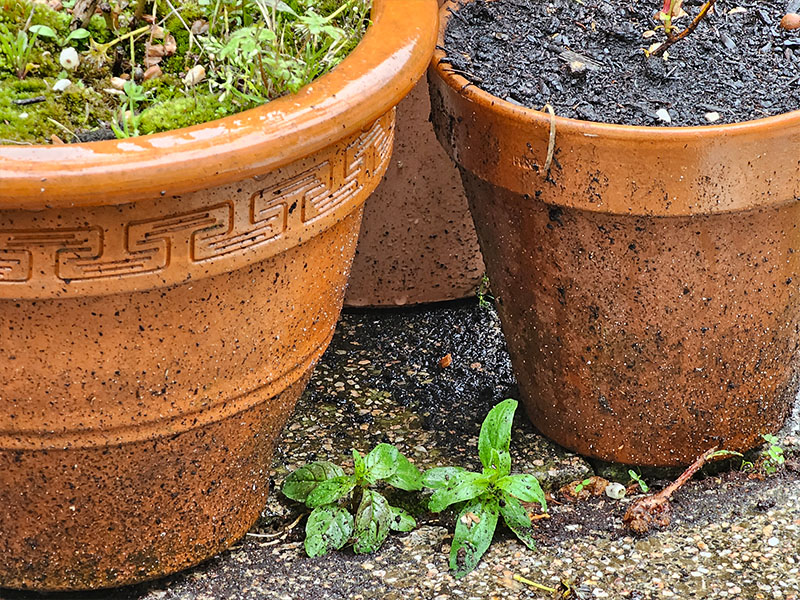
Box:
499;491;536;550
450;496;499;579
282;461;345;502
305;475;356;508
385;452;423;491
304;504;353;558
388;505;416;532
353;490;392;554
496;474;546;510
478;399;517;472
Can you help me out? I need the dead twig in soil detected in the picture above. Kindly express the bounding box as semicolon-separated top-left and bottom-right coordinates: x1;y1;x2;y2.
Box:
542;104;556;177
71;0;102;29
623;446;739;534
12;96;46;106
652;0;718;58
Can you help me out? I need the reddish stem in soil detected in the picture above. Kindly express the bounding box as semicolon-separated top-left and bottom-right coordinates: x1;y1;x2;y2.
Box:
660;445;719;499
623;446;721;535
652;0;717;57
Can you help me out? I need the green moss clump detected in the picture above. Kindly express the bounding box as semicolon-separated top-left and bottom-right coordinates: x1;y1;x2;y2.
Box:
0;79;113;143
28;2;70;33
85;14;112;44
137;92;241;135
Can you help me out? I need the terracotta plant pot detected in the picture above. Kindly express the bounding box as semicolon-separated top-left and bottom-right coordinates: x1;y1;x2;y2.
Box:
345;4;484;307
0;0;436;591
429;0;800;467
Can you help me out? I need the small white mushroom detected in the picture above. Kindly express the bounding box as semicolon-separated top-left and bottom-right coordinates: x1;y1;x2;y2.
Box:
605;482;627;500
59;47;80;70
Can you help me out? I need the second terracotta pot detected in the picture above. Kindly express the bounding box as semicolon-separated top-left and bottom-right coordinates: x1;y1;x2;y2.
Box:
344;29;484;307
429;0;800;466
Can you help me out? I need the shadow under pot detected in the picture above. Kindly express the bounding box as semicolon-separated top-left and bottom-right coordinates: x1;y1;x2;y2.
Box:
0;0;437;591
428;0;800;467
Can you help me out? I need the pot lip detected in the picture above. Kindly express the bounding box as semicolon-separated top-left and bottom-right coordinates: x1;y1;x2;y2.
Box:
0;0;438;209
433;0;800;138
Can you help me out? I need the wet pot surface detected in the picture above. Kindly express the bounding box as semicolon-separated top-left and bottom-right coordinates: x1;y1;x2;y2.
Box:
429;0;800;466
0;0;439;589
463;170;800;466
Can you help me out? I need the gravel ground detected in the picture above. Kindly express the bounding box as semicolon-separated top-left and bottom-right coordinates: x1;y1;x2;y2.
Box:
2;301;799;600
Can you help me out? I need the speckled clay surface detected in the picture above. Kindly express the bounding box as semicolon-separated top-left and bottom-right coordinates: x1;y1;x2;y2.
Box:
345;78;485;307
429;0;800;466
0;0;439;590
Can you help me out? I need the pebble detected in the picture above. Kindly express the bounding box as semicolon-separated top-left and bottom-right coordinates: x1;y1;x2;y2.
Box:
656;108;672;124
705;111;721;123
781;13;800;30
52;78;71;92
184;65;206;86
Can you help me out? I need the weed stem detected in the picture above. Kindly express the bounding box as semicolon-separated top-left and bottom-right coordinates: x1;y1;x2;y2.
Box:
652;0;717;57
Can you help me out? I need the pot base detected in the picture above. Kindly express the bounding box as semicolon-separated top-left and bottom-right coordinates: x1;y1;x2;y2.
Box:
0;370;312;591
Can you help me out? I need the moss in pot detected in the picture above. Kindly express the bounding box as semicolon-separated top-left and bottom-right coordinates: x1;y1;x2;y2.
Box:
0;0;370;144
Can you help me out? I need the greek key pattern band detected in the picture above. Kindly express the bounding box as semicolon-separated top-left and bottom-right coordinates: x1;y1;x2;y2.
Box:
0;113;394;297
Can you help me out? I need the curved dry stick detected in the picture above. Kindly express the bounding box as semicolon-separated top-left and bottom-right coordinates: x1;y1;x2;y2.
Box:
652;0;717;58
542;103;556;177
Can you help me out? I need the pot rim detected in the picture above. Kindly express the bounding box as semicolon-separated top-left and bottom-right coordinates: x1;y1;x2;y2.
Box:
433;0;800;140
0;0;438;209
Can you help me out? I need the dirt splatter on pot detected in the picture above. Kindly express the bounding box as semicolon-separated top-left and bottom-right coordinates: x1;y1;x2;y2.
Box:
429;0;800;467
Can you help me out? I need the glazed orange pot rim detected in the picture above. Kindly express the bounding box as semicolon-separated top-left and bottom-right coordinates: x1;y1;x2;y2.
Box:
0;0;438;209
434;0;800;140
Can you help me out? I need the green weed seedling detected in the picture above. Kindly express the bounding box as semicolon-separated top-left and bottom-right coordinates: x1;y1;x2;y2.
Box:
761;434;785;475
422;399;547;579
282;443;422;558
628;469;649;493
476;274;494;309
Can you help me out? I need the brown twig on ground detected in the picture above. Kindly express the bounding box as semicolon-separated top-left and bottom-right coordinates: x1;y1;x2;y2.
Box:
70;0;101;29
651;0;717;58
623;446;719;534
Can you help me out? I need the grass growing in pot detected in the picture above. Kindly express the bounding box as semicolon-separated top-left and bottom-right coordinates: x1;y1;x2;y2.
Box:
0;0;369;143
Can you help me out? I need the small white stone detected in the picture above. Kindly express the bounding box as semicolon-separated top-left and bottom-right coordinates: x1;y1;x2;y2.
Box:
656;108;672;124
705;111;721;123
52;78;71;92
767;536;780;547
183;65;206;86
605;482;627;500
110;77;127;90
59;47;79;70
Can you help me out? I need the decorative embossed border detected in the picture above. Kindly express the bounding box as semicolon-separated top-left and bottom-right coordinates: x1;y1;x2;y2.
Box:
0;112;394;299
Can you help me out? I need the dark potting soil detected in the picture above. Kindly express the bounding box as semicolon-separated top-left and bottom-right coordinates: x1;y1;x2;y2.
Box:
443;0;800;126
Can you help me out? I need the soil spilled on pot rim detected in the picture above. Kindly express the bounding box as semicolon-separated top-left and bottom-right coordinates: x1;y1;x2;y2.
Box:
442;0;800;126
0;0;369;144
